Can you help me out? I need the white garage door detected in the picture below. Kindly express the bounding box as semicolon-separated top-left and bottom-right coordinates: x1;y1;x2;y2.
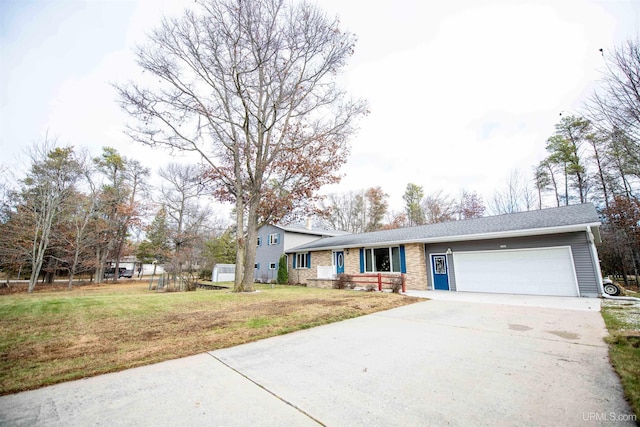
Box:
452;247;579;296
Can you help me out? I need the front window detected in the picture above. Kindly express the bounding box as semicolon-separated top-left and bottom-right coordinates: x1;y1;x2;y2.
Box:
364;247;401;272
295;253;309;269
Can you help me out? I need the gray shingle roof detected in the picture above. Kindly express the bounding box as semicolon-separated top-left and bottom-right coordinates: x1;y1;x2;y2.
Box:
287;204;600;252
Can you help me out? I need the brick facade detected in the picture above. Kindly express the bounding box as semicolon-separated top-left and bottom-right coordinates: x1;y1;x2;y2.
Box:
402;243;428;290
344;249;359;275
288;250;332;285
290;244;429;290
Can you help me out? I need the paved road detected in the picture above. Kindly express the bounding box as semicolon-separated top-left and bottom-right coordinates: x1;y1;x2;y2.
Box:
0;293;635;426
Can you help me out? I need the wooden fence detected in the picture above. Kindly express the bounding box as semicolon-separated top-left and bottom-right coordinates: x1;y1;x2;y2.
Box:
345;273;406;292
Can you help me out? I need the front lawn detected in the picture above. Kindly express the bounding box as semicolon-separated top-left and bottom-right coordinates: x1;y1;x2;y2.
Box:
601;298;640;419
0;282;421;395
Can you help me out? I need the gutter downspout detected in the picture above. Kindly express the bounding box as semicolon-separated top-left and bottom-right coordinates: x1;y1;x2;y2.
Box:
586;226;605;296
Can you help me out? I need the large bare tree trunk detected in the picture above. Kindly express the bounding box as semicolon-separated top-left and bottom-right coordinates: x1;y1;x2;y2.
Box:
68;249;80;290
28;205;52;292
233;198;245;292
241;199;260;292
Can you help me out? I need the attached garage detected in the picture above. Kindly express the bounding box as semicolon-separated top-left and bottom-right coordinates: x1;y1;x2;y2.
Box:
452;247;579;296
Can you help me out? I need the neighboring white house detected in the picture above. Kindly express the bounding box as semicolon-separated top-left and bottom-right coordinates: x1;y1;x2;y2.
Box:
254;221;349;282
105;256;165;278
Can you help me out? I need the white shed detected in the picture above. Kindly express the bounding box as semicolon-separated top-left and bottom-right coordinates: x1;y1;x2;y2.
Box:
212;264;235;282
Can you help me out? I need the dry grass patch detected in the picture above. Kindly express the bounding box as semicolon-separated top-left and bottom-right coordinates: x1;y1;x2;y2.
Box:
602;300;640;419
0;281;421;395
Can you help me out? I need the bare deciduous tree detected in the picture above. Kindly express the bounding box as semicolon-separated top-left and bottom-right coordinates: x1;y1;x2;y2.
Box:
383;210;408;230
422;190;456;224
58;151;98;289
322;187;388;233
457;190;485;219
117;0;367;291
22;138;83;292
585;130;615;211
586;40;640;143
0;164;11;223
364;186;388;231
322;191;364;233
159;163;209;245
536;159;561;208
158;162;213;286
607;128;637;199
490;170;533;215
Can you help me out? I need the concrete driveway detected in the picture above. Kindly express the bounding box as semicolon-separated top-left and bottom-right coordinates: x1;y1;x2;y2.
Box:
1;293;635;426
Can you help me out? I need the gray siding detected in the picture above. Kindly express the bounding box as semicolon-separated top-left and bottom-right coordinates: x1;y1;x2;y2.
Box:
255;225;285;282
446;253;457;292
255;225;336;282
424;232;599;297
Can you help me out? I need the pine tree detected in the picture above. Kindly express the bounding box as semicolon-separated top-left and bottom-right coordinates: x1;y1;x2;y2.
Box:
277;254;288;284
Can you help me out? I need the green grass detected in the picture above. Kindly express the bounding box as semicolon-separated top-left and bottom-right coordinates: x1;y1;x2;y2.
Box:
0;281;421;395
245;317;273;328
602;300;640;419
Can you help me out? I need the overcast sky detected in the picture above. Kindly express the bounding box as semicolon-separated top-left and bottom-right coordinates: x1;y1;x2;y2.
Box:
1;0;639;218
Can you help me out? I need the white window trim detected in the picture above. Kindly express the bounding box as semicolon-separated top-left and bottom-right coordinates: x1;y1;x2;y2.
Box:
295;253;309;269
268;233;280;245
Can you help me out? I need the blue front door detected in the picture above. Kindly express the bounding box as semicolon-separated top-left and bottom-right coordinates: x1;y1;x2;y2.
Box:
431;254;450;290
335;251;345;275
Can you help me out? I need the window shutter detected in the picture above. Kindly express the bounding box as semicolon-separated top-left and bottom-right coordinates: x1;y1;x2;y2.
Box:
293;254;297;269
359;248;364;273
276;233;281;244
399;245;407;273
307;252;311;269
